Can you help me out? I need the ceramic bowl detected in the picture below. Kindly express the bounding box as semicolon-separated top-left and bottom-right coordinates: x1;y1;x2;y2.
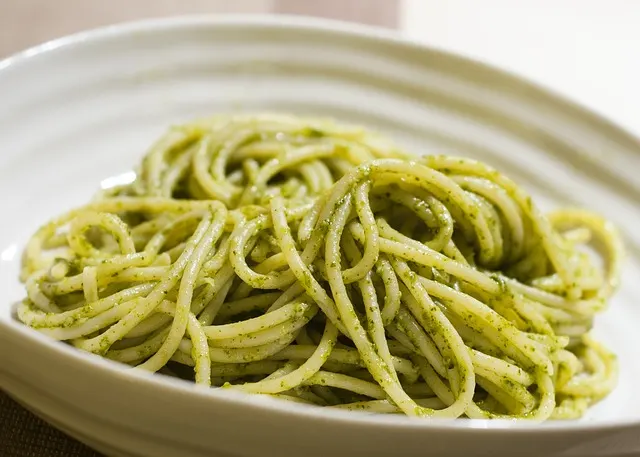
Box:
1;15;639;457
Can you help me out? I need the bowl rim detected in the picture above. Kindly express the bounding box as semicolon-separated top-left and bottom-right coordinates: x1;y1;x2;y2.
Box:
1;13;638;434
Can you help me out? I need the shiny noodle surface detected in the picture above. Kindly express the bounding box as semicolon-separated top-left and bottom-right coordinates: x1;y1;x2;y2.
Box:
17;114;623;420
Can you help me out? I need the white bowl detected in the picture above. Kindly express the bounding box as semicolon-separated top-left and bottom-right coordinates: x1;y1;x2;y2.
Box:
1;15;640;457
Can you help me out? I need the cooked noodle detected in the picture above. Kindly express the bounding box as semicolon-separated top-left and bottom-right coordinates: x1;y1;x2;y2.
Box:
17;114;623;420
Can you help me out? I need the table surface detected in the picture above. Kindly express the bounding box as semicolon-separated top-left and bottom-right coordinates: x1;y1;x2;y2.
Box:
1;1;639;456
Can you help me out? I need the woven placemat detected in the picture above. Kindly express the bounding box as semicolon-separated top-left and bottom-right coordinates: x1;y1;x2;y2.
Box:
0;391;101;457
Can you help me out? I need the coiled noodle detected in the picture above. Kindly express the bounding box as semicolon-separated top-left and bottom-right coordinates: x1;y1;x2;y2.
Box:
17;114;622;420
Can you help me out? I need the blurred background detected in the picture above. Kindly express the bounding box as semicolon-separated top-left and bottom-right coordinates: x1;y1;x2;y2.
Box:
1;0;639;456
2;0;640;135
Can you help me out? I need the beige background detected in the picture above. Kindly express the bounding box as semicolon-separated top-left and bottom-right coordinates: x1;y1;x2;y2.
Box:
0;0;398;57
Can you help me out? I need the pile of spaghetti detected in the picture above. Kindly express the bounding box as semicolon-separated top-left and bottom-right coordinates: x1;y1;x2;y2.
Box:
17;114;623;420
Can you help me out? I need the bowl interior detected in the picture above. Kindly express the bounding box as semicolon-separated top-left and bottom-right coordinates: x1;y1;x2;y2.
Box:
1;16;640;426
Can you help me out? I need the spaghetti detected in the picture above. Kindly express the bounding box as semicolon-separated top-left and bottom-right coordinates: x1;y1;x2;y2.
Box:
17;114;622;420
